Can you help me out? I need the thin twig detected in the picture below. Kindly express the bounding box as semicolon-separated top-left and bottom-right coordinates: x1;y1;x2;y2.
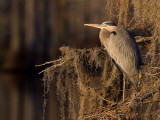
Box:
135;36;152;43
142;100;160;104
38;60;67;74
146;72;160;76
98;95;115;104
35;58;62;67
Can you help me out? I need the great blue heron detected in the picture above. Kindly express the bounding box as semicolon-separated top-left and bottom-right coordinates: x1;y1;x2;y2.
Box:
84;21;141;101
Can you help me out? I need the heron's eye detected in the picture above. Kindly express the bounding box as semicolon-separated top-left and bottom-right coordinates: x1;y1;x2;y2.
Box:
111;31;117;35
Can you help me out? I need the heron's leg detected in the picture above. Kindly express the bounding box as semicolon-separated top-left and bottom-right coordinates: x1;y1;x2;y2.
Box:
123;74;125;102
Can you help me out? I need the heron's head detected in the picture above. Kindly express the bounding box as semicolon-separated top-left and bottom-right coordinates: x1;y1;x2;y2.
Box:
84;21;117;32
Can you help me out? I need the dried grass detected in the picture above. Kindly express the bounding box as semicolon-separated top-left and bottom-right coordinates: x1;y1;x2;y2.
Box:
41;47;124;120
40;0;160;119
105;0;160;119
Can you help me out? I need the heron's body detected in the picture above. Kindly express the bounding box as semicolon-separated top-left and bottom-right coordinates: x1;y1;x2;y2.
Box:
84;21;141;85
100;27;141;81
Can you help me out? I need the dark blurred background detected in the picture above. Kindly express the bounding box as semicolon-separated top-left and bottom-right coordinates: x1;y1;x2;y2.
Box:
0;0;108;120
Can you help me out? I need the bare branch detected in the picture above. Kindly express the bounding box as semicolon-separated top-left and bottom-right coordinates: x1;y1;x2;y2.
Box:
135;36;153;43
35;58;62;67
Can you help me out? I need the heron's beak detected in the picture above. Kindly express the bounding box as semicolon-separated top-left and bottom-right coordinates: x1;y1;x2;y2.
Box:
84;24;103;29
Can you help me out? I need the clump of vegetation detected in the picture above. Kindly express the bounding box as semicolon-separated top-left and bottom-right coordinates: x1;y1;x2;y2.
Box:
42;47;124;120
40;46;159;120
40;0;160;119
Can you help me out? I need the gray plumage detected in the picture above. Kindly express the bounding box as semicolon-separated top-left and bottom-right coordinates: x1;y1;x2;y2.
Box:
84;21;141;85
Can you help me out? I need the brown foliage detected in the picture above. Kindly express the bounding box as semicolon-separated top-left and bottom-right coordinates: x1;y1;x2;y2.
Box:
40;0;160;119
42;47;124;120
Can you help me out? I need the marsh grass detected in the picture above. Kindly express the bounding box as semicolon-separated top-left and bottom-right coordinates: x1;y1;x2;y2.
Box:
40;0;160;119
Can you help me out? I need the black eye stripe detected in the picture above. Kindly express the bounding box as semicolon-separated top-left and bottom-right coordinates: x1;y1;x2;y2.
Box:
103;22;117;26
107;23;116;26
